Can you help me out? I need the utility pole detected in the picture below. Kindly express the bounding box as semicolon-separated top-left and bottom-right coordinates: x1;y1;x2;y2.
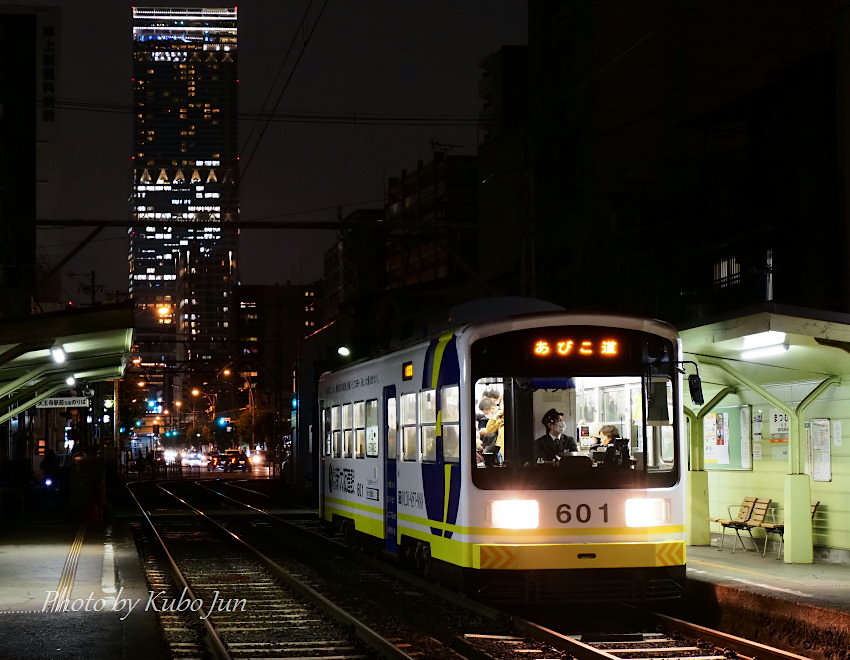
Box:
68;270;105;306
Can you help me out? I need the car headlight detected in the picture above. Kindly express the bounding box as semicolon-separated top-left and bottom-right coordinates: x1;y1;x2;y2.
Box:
490;499;539;529
625;497;669;527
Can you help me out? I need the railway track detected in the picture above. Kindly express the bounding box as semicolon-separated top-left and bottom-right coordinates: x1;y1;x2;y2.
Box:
128;481;425;658
129;479;813;660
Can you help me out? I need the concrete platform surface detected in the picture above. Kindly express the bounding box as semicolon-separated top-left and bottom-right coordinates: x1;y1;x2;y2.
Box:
684;543;850;659
0;518;167;660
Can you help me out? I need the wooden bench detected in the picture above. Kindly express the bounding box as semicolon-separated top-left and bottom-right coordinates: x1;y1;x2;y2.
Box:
757;501;820;559
708;497;771;553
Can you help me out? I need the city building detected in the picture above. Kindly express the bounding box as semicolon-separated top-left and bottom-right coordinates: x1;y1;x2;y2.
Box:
128;6;239;402
525;1;846;321
234;283;320;449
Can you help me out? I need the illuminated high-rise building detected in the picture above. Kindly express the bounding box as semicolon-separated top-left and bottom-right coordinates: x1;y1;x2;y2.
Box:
129;7;238;392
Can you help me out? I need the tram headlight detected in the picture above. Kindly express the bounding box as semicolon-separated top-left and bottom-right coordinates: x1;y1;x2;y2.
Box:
625;498;669;527
490;499;539;529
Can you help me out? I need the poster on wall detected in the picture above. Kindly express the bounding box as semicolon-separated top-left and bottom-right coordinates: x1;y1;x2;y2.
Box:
703;405;751;470
810;418;832;482
703;414;717;463
740;406;752;469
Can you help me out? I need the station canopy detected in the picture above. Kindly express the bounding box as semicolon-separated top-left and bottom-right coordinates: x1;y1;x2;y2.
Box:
679;304;850;391
0;303;134;423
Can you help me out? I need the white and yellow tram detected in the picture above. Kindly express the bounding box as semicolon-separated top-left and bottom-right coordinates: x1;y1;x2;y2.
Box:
318;312;696;603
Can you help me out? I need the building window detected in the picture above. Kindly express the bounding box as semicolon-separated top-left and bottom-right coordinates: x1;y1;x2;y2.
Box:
713;256;741;289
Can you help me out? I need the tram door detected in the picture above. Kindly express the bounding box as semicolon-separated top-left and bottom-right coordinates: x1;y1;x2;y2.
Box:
383;386;398;554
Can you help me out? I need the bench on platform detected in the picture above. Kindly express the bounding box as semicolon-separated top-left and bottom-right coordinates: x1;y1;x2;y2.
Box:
708;497;772;553
756;501;820;559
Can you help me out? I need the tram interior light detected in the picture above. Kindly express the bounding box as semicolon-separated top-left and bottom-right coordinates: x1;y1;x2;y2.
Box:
337;346;351;357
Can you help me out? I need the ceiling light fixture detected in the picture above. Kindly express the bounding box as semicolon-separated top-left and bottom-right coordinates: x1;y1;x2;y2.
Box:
741;331;786;350
741;344;789;360
51;345;66;363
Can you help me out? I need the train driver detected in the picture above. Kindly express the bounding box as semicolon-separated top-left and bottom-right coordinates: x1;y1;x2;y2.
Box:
535;409;578;462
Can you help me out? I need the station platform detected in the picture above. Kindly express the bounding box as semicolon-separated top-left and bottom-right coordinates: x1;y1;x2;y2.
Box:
679;541;850;657
2;505;849;659
0;516;166;660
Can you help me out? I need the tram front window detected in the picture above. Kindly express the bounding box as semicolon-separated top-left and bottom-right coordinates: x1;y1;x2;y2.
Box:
471;375;679;490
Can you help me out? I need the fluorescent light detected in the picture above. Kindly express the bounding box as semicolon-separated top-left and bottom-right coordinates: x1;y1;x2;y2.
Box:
51;346;66;363
741;344;789;360
742;331;786;350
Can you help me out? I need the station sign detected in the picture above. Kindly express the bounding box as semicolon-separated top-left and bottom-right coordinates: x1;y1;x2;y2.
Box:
36;397;90;408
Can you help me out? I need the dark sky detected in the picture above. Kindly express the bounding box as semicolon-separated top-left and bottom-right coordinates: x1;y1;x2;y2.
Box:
27;0;528;303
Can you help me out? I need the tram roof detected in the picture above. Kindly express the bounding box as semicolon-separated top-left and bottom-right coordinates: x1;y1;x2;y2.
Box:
679;303;850;390
0;303;134;422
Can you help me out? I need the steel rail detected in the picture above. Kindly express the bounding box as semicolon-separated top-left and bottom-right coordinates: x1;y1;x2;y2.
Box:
655;611;812;660
125;482;231;660
157;482;414;660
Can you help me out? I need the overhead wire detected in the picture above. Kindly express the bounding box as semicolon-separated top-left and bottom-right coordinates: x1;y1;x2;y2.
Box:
239;0;318;163
44;98;482;126
239;0;330;180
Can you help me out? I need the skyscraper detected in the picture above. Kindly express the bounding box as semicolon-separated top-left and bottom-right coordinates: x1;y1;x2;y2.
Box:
129;7;239;395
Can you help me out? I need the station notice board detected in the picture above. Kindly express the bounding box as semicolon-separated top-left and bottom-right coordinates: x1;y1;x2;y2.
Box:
703;405;752;470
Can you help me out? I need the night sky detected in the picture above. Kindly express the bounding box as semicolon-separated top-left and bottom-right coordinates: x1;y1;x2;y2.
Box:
26;0;528;302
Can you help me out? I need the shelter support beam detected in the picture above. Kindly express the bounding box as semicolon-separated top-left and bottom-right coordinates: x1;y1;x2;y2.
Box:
685;386;736;546
0;383;65;425
698;357;838;563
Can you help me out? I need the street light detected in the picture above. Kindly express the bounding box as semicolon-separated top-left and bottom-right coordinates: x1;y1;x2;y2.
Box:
220;368;255;448
191;388;217;421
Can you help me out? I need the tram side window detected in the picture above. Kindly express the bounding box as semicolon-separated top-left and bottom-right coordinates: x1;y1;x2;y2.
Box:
365;399;379;457
323;407;331;455
387;397;398;460
440;385;460;463
420;389;437;463
342;403;353;458
441;385;460;463
331;405;341;458
354;401;366;458
401;392;418;461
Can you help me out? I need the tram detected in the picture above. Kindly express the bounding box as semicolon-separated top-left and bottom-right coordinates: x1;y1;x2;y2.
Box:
318;311;700;603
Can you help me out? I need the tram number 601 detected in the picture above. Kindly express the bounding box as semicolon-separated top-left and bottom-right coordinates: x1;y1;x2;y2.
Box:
556;503;608;524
